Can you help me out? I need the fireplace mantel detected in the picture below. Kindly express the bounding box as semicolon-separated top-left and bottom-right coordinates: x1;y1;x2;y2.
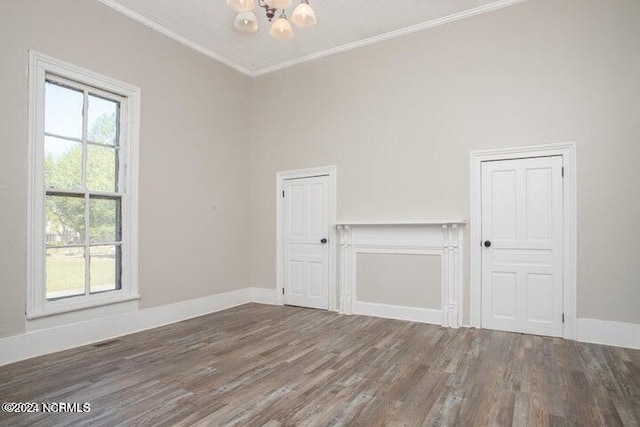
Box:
335;220;466;328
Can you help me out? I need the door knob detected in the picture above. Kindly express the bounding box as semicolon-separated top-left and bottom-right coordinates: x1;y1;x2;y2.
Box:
320;238;328;244
484;240;492;248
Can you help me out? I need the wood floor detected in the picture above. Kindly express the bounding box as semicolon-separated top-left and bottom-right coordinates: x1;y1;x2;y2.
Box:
1;304;639;426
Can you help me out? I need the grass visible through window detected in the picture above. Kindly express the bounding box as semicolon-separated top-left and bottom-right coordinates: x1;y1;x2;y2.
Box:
46;249;117;299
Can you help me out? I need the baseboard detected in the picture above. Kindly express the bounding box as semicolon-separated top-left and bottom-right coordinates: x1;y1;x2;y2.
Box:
249;287;279;305
5;293;636;367
0;288;255;367
352;301;442;325
577;318;640;350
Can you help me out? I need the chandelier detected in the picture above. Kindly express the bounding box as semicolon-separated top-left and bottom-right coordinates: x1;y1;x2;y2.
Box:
226;0;317;40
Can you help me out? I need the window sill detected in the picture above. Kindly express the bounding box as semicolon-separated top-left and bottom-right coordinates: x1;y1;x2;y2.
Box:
26;294;141;320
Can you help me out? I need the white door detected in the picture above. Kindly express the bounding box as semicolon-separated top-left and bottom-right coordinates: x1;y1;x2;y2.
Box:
481;156;564;337
283;175;330;309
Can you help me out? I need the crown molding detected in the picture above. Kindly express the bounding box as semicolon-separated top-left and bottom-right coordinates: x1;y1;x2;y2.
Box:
95;0;254;76
97;0;526;78
253;0;527;76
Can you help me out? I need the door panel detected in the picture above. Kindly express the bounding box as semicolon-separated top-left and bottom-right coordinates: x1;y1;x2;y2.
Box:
492;272;517;318
308;262;324;298
308;183;325;236
525;273;553;322
288;260;304;296
526;168;553;240
283;175;330;309
481;156;563;337
491;169;517;240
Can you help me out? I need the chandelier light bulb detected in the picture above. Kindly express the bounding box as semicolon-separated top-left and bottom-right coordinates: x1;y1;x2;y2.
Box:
234;11;258;32
226;0;255;13
292;0;316;27
265;0;293;9
269;14;294;40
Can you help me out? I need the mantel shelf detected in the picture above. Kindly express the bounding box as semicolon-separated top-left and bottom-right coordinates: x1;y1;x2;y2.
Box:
335;219;467;226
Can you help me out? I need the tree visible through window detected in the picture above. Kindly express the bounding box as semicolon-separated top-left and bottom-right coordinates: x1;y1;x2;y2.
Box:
43;77;123;300
28;52;139;318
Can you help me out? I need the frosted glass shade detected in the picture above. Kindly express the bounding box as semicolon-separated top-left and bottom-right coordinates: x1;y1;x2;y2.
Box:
226;0;255;13
234;11;258;32
269;16;294;40
292;1;316;27
265;0;292;9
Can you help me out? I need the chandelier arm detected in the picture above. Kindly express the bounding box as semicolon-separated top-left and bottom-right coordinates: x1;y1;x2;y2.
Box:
257;0;277;21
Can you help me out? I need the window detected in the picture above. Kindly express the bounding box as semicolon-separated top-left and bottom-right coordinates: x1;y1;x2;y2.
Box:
28;52;140;318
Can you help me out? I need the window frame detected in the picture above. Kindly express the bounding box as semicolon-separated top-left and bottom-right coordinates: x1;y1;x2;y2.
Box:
27;51;141;319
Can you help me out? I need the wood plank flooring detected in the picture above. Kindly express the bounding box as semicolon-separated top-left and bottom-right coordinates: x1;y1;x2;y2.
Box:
0;303;639;426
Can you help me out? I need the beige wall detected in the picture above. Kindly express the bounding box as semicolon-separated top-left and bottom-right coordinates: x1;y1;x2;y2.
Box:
250;0;640;324
356;254;442;310
1;0;638;340
0;0;252;337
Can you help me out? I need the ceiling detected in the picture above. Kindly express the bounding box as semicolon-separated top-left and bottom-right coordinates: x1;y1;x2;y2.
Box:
97;0;524;76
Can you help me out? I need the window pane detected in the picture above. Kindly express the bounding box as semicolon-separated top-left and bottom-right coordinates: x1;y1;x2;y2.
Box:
90;197;120;243
44;136;82;190
46;195;85;245
88;95;118;146
46;247;85;299
90;245;120;294
87;145;117;192
45;81;83;139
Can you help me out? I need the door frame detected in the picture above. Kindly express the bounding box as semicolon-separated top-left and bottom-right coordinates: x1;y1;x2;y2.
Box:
469;142;577;339
276;165;338;310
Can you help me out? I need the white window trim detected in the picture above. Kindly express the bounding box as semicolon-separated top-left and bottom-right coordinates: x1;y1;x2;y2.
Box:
27;51;141;319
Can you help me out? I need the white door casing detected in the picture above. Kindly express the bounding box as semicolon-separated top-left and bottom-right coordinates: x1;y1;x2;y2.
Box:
481;156;564;337
282;175;331;309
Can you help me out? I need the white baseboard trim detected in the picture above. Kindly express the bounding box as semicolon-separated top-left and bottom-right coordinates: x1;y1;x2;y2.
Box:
352;301;442;325
249;287;279;305
4;293;637;367
577;318;640;350
0;288;255;367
